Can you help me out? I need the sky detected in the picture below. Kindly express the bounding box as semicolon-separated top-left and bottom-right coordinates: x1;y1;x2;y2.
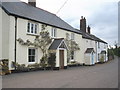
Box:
19;0;118;45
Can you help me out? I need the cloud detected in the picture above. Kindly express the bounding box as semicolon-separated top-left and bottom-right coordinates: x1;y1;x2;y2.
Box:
58;1;118;45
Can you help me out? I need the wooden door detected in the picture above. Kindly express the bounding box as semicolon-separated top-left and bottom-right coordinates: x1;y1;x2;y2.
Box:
59;50;64;69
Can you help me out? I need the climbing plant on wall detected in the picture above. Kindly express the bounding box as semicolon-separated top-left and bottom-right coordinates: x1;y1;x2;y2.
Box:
17;30;52;68
65;33;80;62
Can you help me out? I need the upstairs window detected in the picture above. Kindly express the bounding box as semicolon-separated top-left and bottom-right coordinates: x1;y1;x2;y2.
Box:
51;27;56;37
98;42;100;48
71;33;75;40
27;22;38;34
66;33;70;40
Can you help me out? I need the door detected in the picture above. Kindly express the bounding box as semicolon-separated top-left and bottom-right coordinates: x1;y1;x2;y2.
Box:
91;52;94;65
59;50;64;69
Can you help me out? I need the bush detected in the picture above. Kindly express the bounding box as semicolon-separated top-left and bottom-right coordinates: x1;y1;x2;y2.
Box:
40;55;48;69
0;59;10;75
48;53;56;69
99;55;104;63
12;62;29;72
28;63;40;69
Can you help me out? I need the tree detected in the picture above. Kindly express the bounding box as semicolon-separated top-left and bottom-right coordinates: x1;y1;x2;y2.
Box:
65;36;80;63
34;31;52;68
17;30;52;68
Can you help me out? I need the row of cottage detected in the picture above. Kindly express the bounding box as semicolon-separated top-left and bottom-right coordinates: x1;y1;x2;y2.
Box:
0;0;108;70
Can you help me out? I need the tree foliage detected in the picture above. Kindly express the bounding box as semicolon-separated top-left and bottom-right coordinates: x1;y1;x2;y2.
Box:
17;30;52;68
48;53;56;69
65;35;80;62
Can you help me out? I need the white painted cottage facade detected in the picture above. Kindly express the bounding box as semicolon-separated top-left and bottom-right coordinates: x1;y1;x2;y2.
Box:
0;0;108;70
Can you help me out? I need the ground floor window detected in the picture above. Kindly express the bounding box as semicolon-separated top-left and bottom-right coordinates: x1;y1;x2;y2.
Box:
98;53;100;61
71;51;74;60
28;48;36;62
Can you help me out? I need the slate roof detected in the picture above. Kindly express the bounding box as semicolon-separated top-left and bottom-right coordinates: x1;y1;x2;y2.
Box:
49;38;64;50
1;1;77;32
1;1;107;44
75;29;107;44
101;50;106;54
85;48;95;53
89;34;107;44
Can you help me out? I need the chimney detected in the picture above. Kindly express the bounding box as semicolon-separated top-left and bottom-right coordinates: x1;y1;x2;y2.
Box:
87;25;91;34
28;0;36;7
80;16;86;33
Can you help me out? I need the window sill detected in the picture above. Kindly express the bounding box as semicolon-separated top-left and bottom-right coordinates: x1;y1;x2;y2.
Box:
27;33;39;36
28;62;36;64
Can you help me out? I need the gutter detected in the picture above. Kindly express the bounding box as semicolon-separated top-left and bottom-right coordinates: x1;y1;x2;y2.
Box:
14;17;17;70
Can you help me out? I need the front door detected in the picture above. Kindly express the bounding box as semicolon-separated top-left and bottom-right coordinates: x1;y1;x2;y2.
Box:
59;50;64;69
91;52;94;64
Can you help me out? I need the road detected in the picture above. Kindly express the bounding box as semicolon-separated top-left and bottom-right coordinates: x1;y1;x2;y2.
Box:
2;57;118;88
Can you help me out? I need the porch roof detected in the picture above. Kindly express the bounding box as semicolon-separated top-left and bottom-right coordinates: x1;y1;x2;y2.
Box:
85;48;95;53
49;38;68;50
101;50;106;54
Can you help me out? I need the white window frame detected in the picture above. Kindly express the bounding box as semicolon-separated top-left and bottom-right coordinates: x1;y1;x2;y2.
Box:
71;51;75;60
98;42;100;48
71;33;75;40
66;33;70;40
28;48;37;64
51;27;56;38
27;22;38;35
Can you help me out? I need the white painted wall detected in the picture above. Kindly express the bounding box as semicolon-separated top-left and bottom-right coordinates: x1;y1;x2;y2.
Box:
84;54;90;65
0;7;2;59
1;8;10;59
97;42;108;62
82;38;96;64
55;28;83;64
16;18;43;66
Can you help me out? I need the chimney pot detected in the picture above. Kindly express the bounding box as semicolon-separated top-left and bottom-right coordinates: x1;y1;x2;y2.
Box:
28;0;36;7
87;25;91;34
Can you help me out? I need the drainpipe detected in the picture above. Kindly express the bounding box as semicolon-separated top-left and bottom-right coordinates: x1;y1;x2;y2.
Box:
14;17;17;70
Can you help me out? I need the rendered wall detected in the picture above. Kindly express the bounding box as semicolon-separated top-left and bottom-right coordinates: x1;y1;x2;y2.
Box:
0;7;2;59
1;8;10;59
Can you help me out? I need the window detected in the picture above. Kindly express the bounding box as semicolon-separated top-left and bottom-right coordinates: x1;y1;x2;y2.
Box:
71;51;74;60
51;27;56;37
66;33;70;40
98;42;100;48
27;22;38;34
28;48;36;62
104;44;106;49
71;33;75;40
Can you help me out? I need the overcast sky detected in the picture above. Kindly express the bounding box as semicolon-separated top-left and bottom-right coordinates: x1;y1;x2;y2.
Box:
20;0;118;45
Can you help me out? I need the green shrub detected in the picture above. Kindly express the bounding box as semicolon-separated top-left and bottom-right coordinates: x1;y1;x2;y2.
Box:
40;55;48;69
48;53;56;69
28;63;40;69
0;59;10;75
99;56;104;63
12;62;29;72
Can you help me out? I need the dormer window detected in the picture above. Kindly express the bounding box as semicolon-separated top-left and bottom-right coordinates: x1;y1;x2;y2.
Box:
27;22;38;35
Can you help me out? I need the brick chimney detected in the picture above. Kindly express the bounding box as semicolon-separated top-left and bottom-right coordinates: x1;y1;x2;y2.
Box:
87;25;91;34
28;0;36;7
80;16;86;33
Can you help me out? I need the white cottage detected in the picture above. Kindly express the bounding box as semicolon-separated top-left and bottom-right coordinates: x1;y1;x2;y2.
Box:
0;0;108;71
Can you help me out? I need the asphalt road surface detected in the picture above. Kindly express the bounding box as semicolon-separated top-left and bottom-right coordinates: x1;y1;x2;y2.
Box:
2;57;118;88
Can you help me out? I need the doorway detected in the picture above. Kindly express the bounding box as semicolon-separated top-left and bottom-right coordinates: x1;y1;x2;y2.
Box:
59;50;64;69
